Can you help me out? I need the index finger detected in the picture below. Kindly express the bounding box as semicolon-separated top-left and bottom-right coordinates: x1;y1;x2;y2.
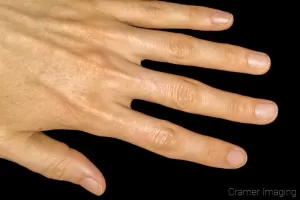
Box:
97;1;233;30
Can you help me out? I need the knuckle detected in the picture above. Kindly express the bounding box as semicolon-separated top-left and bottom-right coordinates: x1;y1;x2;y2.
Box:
222;44;240;63
228;99;249;116
127;2;163;21
166;34;196;60
203;140;221;162
171;80;198;110
142;3;163;19
186;6;201;22
148;124;180;156
83;51;108;66
42;145;71;181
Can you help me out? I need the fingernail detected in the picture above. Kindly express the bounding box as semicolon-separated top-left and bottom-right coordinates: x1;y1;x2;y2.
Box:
212;11;233;25
248;53;270;69
80;178;103;196
255;103;278;121
227;149;247;168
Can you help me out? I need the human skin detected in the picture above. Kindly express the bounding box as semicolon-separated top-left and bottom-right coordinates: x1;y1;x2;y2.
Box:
0;0;278;196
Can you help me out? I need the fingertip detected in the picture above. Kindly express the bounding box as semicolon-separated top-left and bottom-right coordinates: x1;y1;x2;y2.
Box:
227;148;248;169
248;52;271;74
66;149;106;195
211;10;234;30
80;178;105;196
254;100;278;125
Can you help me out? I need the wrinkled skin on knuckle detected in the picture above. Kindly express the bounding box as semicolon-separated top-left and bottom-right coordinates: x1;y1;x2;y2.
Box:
147;125;181;157
202;138;222;163
221;44;241;64
169;80;198;111
128;1;163;21
182;6;207;29
166;34;196;61
227;99;252;117
186;6;201;22
41;145;72;180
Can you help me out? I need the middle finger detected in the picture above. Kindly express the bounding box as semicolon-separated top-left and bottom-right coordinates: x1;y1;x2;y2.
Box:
130;29;271;74
127;66;278;125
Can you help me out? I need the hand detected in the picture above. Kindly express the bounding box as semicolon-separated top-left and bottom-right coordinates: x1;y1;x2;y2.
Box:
0;0;278;196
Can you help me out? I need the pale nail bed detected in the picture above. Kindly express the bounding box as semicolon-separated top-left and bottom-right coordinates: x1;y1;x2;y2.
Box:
248;53;270;69
227;149;247;168
255;103;278;121
212;11;233;25
80;178;103;196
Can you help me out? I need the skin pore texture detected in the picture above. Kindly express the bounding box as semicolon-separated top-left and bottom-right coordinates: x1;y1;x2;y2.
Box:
0;0;278;196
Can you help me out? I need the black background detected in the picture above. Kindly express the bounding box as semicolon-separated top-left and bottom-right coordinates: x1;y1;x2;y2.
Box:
0;0;296;199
